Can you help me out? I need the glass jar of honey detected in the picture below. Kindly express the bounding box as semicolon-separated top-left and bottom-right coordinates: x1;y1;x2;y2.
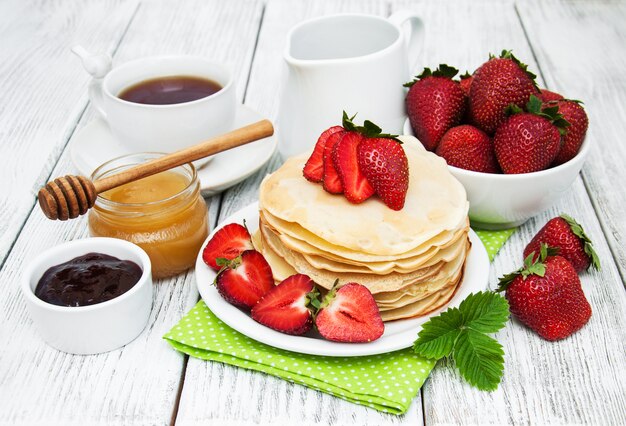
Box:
88;153;209;279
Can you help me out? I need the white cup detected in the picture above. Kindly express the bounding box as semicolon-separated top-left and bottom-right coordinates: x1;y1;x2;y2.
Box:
88;56;237;153
277;12;424;158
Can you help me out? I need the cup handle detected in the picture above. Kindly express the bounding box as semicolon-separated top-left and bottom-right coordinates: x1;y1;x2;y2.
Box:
88;78;107;119
388;10;425;71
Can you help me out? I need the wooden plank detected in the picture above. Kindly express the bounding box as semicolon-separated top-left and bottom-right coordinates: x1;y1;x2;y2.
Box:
0;0;139;266
176;1;426;425
389;0;626;424
0;1;264;424
516;0;626;284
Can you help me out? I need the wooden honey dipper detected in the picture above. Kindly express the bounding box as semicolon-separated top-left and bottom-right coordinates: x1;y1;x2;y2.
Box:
38;119;274;221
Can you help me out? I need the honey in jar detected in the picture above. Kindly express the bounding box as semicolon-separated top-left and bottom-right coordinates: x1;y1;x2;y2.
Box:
88;153;209;279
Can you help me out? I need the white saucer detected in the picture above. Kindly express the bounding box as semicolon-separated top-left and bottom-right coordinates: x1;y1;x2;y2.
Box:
195;202;490;357
70;105;277;196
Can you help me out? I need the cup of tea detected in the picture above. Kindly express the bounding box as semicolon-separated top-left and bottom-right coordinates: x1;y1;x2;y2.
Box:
86;55;236;153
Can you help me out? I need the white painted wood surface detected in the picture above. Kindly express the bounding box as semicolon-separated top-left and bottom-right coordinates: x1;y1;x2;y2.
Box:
1;0;625;425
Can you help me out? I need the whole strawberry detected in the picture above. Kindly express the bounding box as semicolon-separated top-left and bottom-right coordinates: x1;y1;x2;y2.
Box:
537;88;563;103
494;95;569;174
469;50;539;134
436;125;499;173
551;100;588;165
524;214;599;272
498;245;592;341
405;64;466;151
358;135;409;210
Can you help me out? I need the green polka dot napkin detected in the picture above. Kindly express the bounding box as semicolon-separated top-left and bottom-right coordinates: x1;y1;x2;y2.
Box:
163;228;514;414
475;228;516;261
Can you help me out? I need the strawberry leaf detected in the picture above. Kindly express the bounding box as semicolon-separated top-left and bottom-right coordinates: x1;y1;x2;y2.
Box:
453;329;505;392
413;307;463;359
306;287;321;311
459;292;510;334
523;95;571;134
341;111;399;140
460;71;472;80
404;64;458;87
215;257;231;267
505;103;524;116
413;291;509;392
560;214;601;270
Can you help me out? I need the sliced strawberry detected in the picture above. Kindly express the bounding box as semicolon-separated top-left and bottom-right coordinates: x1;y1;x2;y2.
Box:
357;137;409;210
215;250;274;309
332;131;375;203
315;282;384;343
303;126;344;182
251;274;318;335
202;223;253;271
322;130;347;194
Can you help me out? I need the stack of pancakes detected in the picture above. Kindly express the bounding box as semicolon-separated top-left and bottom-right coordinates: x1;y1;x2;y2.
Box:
255;136;470;321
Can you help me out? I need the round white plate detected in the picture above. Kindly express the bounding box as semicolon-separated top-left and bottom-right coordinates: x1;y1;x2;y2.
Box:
70;104;277;196
195;202;490;357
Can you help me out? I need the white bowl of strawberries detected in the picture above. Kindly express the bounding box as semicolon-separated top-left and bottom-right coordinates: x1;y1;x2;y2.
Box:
403;52;590;229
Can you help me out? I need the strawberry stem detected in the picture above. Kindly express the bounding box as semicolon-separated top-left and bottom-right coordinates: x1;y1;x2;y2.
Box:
404;64;459;87
497;244;556;291
560;214;601;270
341;111;400;141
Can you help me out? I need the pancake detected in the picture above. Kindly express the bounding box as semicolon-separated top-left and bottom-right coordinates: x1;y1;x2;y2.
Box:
260;221;462;293
254;134;471;321
261;209;468;263
379;278;460;321
259;136;469;256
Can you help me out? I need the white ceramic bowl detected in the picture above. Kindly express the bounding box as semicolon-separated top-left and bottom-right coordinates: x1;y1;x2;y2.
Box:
403;118;590;229
22;237;153;354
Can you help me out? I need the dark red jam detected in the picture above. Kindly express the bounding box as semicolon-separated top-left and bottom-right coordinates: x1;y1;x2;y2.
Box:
35;253;143;307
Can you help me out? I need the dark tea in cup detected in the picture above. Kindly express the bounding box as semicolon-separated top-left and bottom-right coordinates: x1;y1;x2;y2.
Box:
118;75;222;105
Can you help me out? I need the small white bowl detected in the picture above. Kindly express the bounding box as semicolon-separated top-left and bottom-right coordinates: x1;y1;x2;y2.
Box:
403;118;590;229
22;237;153;354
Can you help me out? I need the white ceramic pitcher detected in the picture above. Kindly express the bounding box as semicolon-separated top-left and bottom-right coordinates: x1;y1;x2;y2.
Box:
277;11;424;158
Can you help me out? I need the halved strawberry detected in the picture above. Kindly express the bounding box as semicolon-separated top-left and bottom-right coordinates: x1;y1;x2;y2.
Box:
251;274;318;335
214;250;274;309
332;131;375;203
202;223;253;271
357;137;409;210
322;130;347;194
303;126;344;182
315;282;384;343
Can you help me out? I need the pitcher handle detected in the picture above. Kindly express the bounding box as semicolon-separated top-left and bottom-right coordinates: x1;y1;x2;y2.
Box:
388;10;424;71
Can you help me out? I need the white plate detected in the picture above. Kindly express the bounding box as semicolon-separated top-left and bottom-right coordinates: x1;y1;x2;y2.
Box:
70;104;277;196
195;202;490;357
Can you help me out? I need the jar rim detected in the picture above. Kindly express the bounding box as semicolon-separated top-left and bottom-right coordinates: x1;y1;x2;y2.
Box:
91;152;199;209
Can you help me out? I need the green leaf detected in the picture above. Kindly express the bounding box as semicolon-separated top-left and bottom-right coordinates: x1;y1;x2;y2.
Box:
306;287;321;311
413;307;463;359
215;257;231;267
340;112;399;140
526;94;543;114
459;292;510;334
453;329;505;392
505;103;524;116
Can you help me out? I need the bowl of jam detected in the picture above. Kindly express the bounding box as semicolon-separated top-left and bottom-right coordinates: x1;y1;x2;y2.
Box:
22;237;152;354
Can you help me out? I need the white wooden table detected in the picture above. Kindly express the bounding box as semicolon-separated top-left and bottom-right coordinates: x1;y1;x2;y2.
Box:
1;0;625;424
